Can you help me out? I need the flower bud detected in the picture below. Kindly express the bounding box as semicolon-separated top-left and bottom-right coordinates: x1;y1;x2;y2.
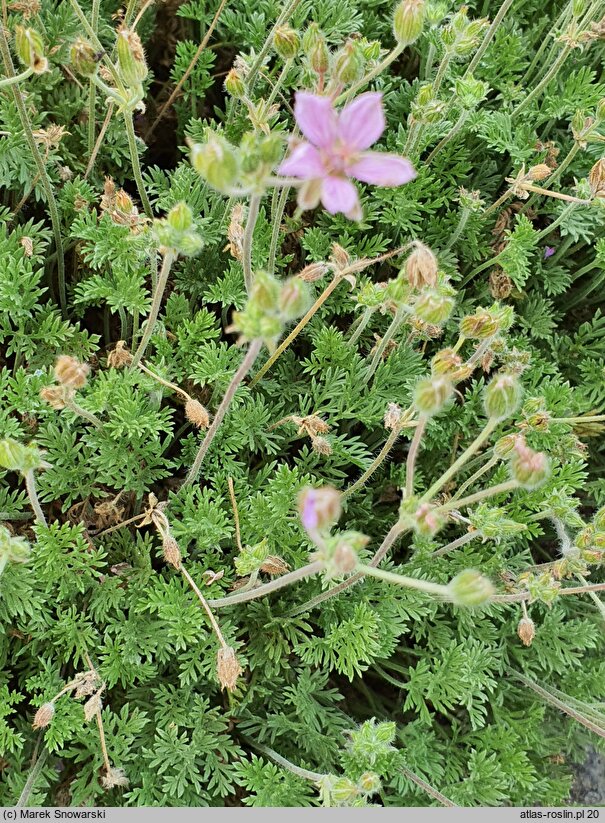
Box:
0;525;30;564
32;702;55;729
274;25;300;60
0;438;47;474
484;373;522;421
596;99;605;122
224;67;245;99
162;535;181;568
393;0;426;46
298;261;330;282
460;308;499;339
185;399;210;429
447;569;495;606
333;40;364;85
509;441;550;489
70;38;98;77
413;376;453;416
358;772;382;795
330;777;360;805
298;486;342;534
190;135;239;193
216;646;242;691
414;502;444;537
166;201;193;233
517;616;535;646
431;348;462;376
278;277;311;320
414;290;454;325
384;402;403;430
116;27;148;87
15;26;48;74
454;74;488;109
303;24;329;73
494;433;522;459
405;241;438;289
575;526;594;549
54;355;89;389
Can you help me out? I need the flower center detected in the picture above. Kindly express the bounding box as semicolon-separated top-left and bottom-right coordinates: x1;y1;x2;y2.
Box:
320;139;358;176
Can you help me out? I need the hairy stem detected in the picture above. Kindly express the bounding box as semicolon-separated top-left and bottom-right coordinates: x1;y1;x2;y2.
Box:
431;530;477;558
132;250;176;366
244;738;325;783
267;185;290;275
342;423;411;501
513;44;572;117
185;339;263;485
123;112;152;219
437;479;519;513
452;453;499;501
365;305;407;382
207;560;324;609
24;471;47;527
464;0;514;77
357;563;450;597
243;195;261;293
405;415;427;498
64;397;103;428
336;42;405;104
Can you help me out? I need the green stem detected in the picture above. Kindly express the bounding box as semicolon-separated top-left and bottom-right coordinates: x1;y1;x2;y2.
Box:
444;206;471;251
342;424;404;500
578;574;605;623
513;45;572;117
400;765;457;808
521;1;571;84
432;51;451;96
452;453;499;501
243;194;261;293
123;112;152;219
24;471;47;527
246;0;302;92
267;185;289;275
421;419;499;503
64;397;102;428
87;0;100;155
431;531;477;558
0;66;33;87
365;305;407;382
437;480;519;513
243;738;325;783
335;43;405;104
356;563;449;597
0;29;66;313
464;0;514;77
535;202;578;241
207;559;324;608
425;111;468;165
67;0;125;90
184;338;263;485
132;250;176;366
265;57;293;108
16;745;49;809
551;414;605;424
349;307;374;345
405;415;427;498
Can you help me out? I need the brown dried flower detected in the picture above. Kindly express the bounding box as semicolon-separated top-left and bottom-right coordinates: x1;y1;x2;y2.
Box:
298;262;330;282
54;355;89;389
224;203;245;261
32;702;55;729
311;435;332;456
40;385;67;409
517;616;535;646
20;236;33;257
260;555;290;575
185;399;210;429
162;535;182;569
589;158;605;198
83;690;103;722
101;767;129;789
107;341;133;369
405;241;438;290
216;646;242;692
384;402;402;430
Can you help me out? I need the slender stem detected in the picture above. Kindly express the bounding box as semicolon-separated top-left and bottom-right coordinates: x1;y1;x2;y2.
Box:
578;574;605;622
0;29;66;313
0;66;33;87
24;471;47;527
356;563;449;597
95;710;112;775
425;111;468;165
267;185;289;275
349;307;373;345
265;58;293;108
336;43;405;104
227;477;243;552
16;746;49;809
452;453;498;501
137;361;190;401
185;339;263;484
444;207;471;251
244;738;325;783
400;766;457;808
145;0;228;138
132;250;176;366
249;273;341;387
432;52;451;96
84;102;114;180
246;0;302;92
123;112;152;219
552;414;605;424
483;189;513;218
243;195;261;293
464;0;514;78
365;306;407;382
521;1;570;83
180;564;227;646
342;425;404;501
520;184;589;204
207;560;324;608
421;419;499;503
67;0;125;91
437;479;519;513
87;0;100;156
535;202;578;241
405;415;427;498
64;397;103;428
513;45;572;117
542;142;579;192
431;530;477;558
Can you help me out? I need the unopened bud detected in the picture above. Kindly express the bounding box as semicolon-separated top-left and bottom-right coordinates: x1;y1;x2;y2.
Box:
393;0;426;46
166;201;193;233
190;135;239;193
528;164;552;181
448;569;495;606
302;24;329;73
358;772;382;795
594;506;605;530
278;277;311;320
431;348;463;376
116;27;147;87
414;502;444;537
510;441;550;489
298;486;341;534
460;309;499;339
162;535;181;569
224;67;245;98
15;25;47;73
414;290;454;325
331;777;360;805
54;355;89;389
216;646;242;691
70;38;98;76
274;25;300;59
405;242;438;289
333;40;364;85
517;616;535;646
384;402;403;430
185;399;210;429
107;341;133;368
484;373;522;421
298;261;330;282
32;702;55;729
494;433;522;458
414;376;453;416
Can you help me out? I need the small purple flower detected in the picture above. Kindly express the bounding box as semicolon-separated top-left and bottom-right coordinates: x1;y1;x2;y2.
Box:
543;246;555;259
279;91;416;220
298;486;342;535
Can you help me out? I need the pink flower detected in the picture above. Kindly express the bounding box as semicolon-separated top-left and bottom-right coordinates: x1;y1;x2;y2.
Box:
279;91;416;220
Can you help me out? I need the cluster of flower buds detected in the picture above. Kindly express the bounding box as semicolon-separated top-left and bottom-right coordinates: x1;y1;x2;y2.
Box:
508;436;550;489
439;6;489;60
153;202;203;257
460;303;513;340
39;355;90;414
227;270;310;350
190;128;283;196
398;496;444;537
100;177;142;230
313;531;369;579
573;508;605;564
318;771;381;807
234;537;289;578
516;571;561;606
454;73;489;110
15;25;48;74
468;504;527;544
409;82;446;125
299;23;379;92
517;397;551;433
0;437;49;475
571;101;605;148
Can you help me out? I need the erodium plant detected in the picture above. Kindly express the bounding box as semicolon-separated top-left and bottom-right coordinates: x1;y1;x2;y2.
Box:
0;0;605;810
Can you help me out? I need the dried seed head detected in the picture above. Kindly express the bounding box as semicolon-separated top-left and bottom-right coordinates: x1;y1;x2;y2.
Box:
216;646;243;692
589;158;605;198
298;261;330;282
405;242;438;289
54;355;89;389
74;670;101;699
20;236;33;257
162;535;182;569
517;616;535;646
32;702;55;729
260;555;290;575
528;164;551;181
101;767;129;789
83;690;103;722
299;414;330;436
311;435;332;456
107;341;133;369
225;203;245;261
40;385;67;410
185;399;210;429
330;243;351;270
489;269;513;300
384;402;403;430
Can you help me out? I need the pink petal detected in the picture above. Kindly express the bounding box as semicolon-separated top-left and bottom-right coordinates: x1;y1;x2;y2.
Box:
346;152;416;186
337;92;385;151
294;92;338;148
278;142;325;179
321;176;359;215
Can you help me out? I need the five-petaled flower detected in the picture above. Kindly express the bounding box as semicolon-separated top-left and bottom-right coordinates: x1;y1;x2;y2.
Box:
279;91;416;220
